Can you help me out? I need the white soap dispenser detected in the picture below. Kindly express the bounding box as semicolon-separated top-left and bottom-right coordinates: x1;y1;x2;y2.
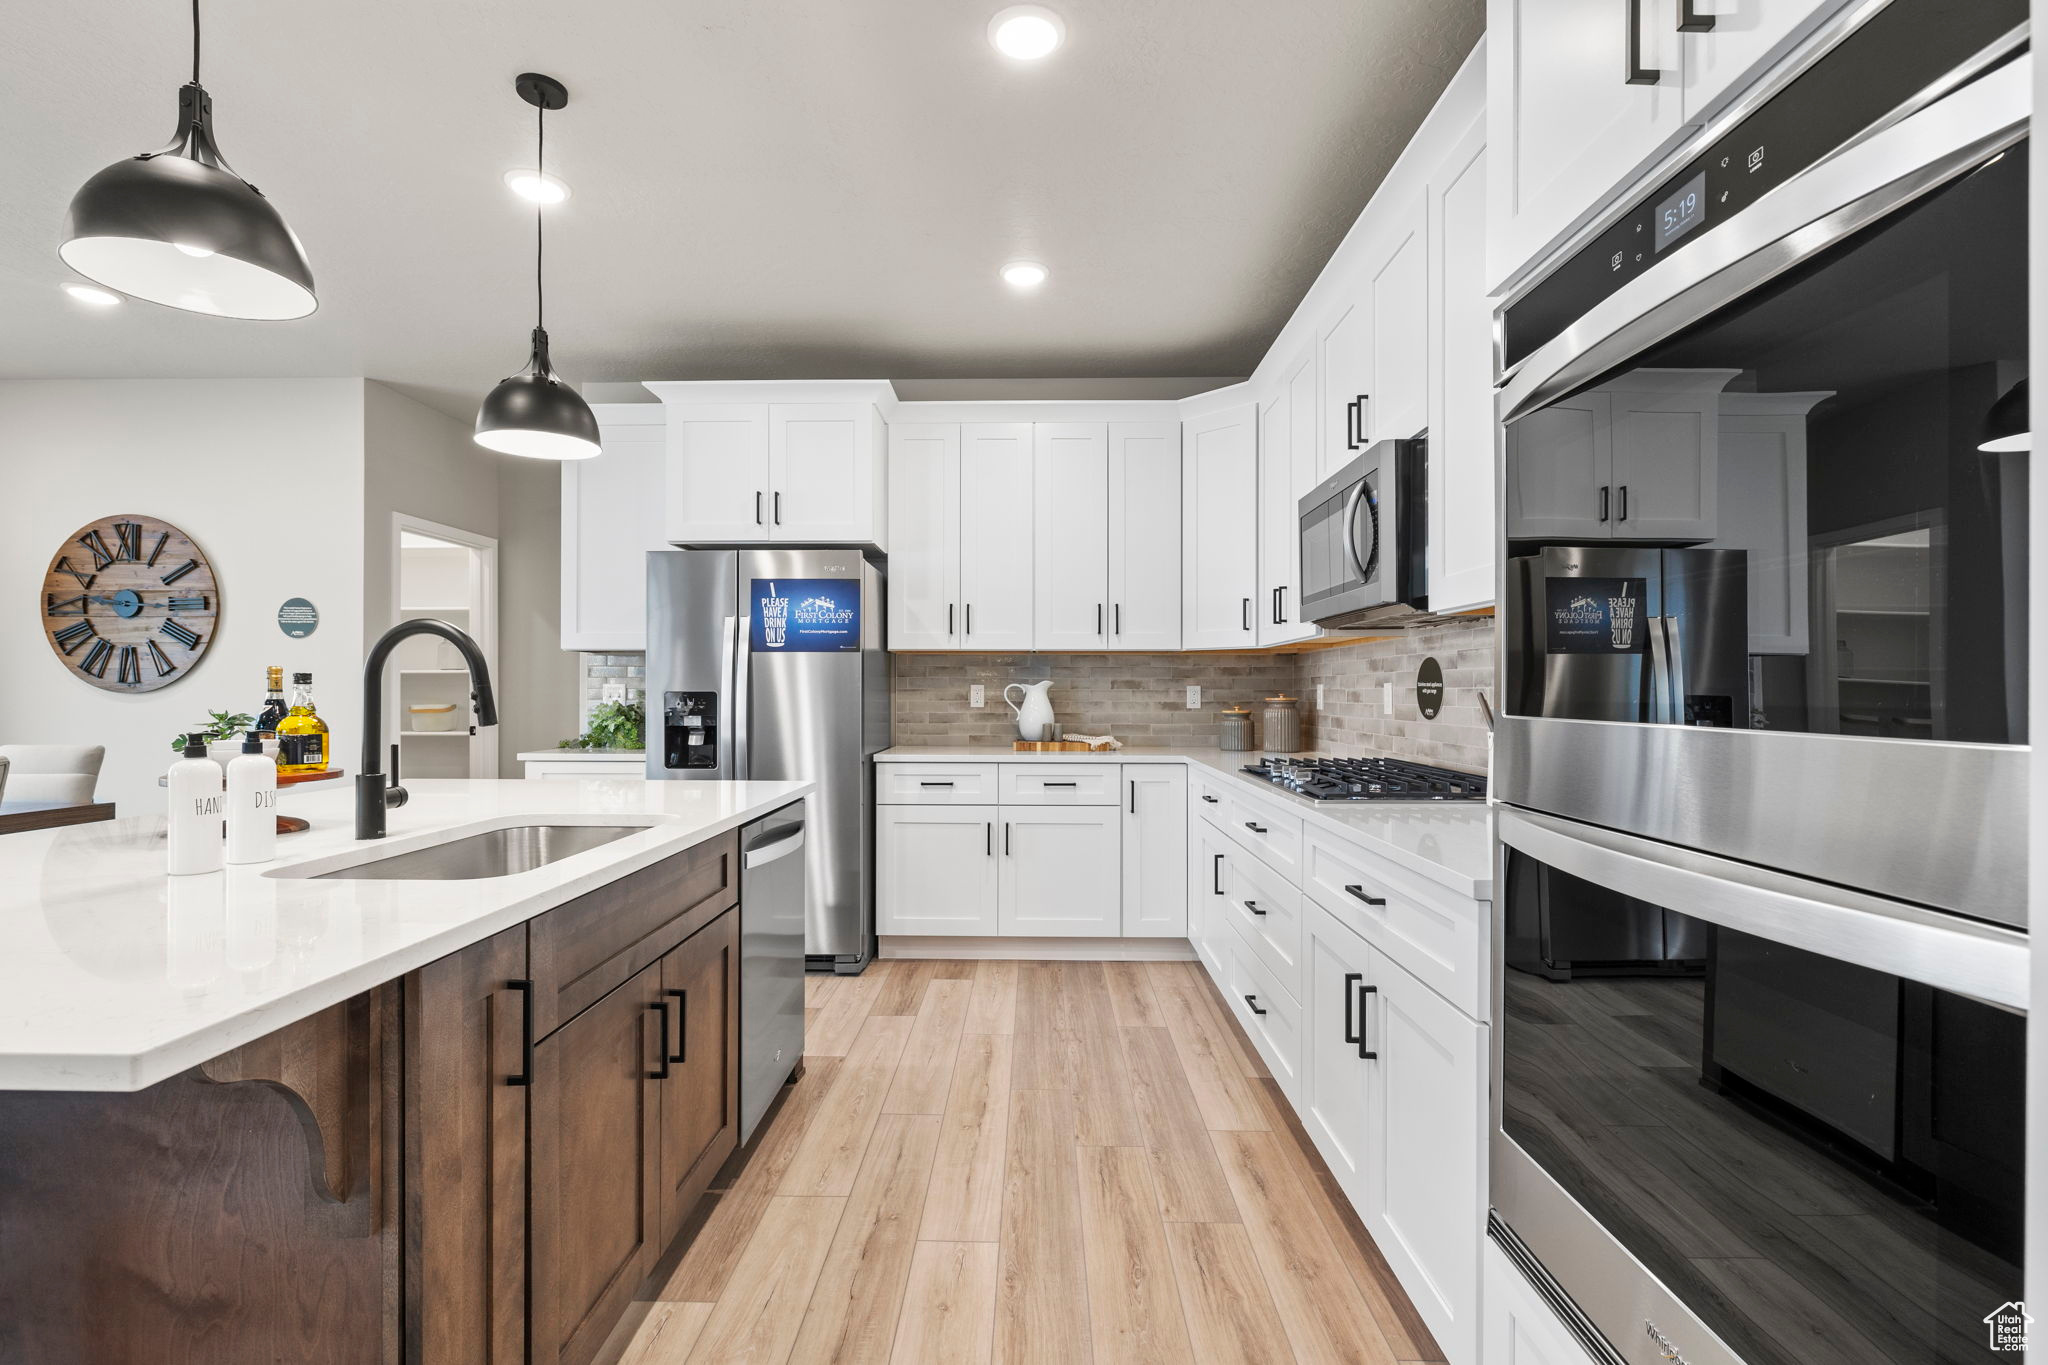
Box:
226;731;278;865
168;732;226;876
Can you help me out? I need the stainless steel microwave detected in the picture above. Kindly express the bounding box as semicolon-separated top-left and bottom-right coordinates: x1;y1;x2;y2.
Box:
1297;436;1431;628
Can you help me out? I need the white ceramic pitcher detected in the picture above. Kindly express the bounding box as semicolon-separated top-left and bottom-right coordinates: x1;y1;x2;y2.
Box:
1003;680;1056;742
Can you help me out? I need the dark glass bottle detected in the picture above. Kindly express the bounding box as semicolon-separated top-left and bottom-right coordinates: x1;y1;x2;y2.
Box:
256;665;289;736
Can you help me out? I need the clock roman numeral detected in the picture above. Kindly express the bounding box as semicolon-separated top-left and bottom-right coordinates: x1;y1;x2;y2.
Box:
52;620;96;654
161;619;202;650
117;646;140;686
78;529;115;571
54;557;95;590
160;559;198;585
147;640;178;677
113;521;143;561
168;595;208;612
146;531;169;566
45;594;88;616
80;638;114;678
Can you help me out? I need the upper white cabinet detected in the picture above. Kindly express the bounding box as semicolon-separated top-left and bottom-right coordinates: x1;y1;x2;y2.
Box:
958;424;1038;649
1427;119;1498;615
1318;295;1374;482
560;404;668;652
886;424;962;650
1715;390;1829;655
1505;369;1736;542
647;384;886;547
1368;204;1429;444
1256;361;1320;647
1183;402;1260;649
1106;422;1183;650
1034;423;1112;651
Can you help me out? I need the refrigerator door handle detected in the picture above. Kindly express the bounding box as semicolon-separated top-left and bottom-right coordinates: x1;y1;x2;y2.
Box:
731;611;751;778
1663;614;1687;725
717;612;739;775
1647;615;1673;725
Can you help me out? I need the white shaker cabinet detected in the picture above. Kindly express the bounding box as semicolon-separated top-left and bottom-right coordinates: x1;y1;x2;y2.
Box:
998;806;1122;937
560;404;667;651
1318;294;1375;480
1182;402;1261;649
1714;391;1830;655
768;403;884;543
1427;119;1498;614
1033;423;1112;651
1107;422;1183;650
1484;1241;1600;1365
1486;0;1687;291
885;424;962;650
1121;765;1189;937
1302;905;1376;1201
877;805;999;936
661;404;770;544
1190;821;1233;975
1257;357;1320;647
1368;205;1429;444
960;424;1037;650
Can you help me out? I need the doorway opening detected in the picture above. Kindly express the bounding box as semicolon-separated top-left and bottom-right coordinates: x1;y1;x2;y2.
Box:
391;516;499;779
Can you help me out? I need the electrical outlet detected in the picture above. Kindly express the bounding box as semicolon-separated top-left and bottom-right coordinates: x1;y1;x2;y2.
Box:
1381;682;1395;713
970;684;985;709
1315;684;1324;709
601;682;628;703
1185;685;1201;710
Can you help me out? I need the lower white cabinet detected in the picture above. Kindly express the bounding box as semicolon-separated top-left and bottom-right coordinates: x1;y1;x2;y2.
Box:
999;806;1122;936
1189;820;1234;974
1483;1240;1598;1365
1122;765;1188;937
876;806;999;935
1302;908;1375;1197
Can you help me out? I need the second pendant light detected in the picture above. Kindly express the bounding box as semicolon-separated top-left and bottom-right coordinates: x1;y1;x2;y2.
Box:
475;73;600;461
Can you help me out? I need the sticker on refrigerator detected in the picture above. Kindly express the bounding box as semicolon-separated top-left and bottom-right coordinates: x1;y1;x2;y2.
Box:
1545;577;1647;654
750;579;860;652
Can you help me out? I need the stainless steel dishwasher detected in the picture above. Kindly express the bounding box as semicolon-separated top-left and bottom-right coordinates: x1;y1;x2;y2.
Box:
738;803;806;1142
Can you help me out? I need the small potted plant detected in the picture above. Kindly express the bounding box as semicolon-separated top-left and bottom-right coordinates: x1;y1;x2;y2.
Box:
169;710;262;765
558;698;645;751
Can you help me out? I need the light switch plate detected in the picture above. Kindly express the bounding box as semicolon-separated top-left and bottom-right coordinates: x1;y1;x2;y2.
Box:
601;682;627;703
1185;685;1201;709
970;684;985;709
1381;682;1394;713
1315;684;1325;709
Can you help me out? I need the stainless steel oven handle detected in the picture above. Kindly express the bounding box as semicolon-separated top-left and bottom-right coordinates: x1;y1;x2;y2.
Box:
1645;617;1672;725
1496;806;2029;1009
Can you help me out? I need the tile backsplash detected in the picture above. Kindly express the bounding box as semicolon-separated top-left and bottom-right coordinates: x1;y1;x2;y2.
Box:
578;652;646;727
1294;619;1494;773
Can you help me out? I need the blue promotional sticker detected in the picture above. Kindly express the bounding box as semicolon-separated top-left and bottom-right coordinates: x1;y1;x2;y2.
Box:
750;579;860;652
1545;577;1647;655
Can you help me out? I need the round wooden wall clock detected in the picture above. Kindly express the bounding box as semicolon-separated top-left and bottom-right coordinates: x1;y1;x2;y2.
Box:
41;515;219;692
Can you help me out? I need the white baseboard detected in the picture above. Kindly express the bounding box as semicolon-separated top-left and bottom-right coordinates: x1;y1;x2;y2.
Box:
879;936;1198;962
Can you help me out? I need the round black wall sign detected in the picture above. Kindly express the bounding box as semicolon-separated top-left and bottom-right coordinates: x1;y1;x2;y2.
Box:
1416;656;1444;720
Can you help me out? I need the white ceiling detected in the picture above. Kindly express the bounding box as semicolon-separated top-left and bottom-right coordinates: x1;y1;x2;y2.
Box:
3;1;1483;419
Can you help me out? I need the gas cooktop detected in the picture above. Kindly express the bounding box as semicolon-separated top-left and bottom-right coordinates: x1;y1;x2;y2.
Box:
1239;756;1488;802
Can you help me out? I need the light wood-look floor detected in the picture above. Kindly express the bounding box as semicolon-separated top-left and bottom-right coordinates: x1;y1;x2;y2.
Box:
605;957;1443;1365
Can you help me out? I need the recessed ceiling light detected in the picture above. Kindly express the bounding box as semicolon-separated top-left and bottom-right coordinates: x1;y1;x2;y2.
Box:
62;282;122;306
1000;260;1049;289
989;5;1065;59
504;169;570;204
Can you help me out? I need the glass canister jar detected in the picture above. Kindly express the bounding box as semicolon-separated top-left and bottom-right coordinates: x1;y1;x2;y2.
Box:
1262;695;1302;753
1218;706;1255;751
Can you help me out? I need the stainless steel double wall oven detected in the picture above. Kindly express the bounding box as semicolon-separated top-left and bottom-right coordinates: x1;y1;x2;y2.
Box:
1489;4;2031;1363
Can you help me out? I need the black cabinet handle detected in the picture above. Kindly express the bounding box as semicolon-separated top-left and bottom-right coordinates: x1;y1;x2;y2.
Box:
665;988;689;1063
948;603;955;636
1044;781;1079;788
1272;588;1282;625
1344;884;1387;907
1244;821;1267;834
1276;586;1287;623
1358;983;1379;1060
1598;485;1610;523
773;490;783;525
1200;794;1219;804
1625;0;1661;83
1114;603;1121;636
507;979;534;1087
1213;852;1225;895
1245;994;1267;1017
755;491;765;526
1129;782;1136;815
1245;900;1267;917
965;604;973;635
1342;971;1362;1046
987;822;993;857
1618;485;1629;522
1242;597;1252;631
1678;0;1715;30
1004;822;1011;856
648;998;674;1080
1097;603;1104;636
920;780;955;787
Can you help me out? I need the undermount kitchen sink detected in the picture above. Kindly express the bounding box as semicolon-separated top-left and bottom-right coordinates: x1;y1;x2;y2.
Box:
310;824;645;881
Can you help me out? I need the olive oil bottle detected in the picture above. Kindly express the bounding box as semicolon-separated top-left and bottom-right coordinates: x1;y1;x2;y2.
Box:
275;671;331;774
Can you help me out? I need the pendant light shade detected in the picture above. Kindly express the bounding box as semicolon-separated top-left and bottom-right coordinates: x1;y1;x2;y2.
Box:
475;73;600;462
1978;378;2030;453
58;5;315;319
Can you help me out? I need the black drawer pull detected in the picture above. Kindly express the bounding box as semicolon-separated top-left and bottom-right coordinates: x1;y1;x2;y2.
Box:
1200;795;1219;804
648;998;674;1080
1245;900;1267;917
1244;994;1267;1017
1358;983;1379;1060
1043;781;1079;788
919;780;955;787
665;988;688;1063
1244;821;1267;834
1344;884;1387;907
1342;972;1362;1046
1213;853;1225;896
507;979;534;1087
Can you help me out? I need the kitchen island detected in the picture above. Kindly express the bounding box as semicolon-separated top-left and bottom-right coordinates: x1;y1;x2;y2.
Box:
0;776;810;1365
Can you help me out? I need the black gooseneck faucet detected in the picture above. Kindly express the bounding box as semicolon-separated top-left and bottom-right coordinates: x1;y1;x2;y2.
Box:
357;618;500;839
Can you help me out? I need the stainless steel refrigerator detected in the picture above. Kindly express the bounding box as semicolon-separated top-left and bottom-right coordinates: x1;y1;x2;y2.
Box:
646;549;890;973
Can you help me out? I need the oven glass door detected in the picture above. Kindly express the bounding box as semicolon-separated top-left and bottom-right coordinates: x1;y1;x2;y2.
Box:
1500;843;2025;1364
1503;140;2027;745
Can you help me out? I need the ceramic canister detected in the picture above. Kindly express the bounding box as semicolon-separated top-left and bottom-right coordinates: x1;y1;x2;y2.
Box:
1262;695;1303;753
1218;706;1255;751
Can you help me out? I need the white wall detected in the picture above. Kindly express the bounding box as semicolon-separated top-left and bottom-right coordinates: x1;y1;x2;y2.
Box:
497;457;580;765
0;379;367;814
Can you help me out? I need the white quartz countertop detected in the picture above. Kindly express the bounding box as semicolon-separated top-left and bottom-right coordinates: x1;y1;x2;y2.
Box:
876;745;1494;900
0;777;810;1092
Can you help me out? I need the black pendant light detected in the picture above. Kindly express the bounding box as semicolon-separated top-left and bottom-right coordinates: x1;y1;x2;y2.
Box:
1978;378;2030;453
59;0;315;319
475;74;600;461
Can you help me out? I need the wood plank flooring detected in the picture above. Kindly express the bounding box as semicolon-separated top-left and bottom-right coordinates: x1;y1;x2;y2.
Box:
613;957;1444;1365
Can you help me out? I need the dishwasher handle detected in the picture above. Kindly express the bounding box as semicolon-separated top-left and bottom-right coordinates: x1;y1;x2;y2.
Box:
744;828;806;869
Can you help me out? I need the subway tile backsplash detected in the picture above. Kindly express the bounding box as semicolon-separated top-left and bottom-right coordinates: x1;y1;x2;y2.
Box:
1294;619;1494;773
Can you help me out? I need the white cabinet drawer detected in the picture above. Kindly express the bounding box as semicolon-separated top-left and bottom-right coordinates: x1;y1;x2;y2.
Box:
999;763;1120;806
877;763;999;805
1227;786;1304;882
1221;849;1304;1007
1304;826;1486;1020
1223;932;1301;1103
1189;767;1232;827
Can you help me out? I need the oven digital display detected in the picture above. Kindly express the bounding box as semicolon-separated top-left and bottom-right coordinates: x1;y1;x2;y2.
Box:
1654;172;1707;252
